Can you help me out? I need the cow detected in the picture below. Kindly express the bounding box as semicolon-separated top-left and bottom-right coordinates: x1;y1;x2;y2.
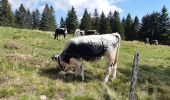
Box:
51;32;121;83
54;28;67;40
74;29;85;37
152;40;158;45
85;30;99;35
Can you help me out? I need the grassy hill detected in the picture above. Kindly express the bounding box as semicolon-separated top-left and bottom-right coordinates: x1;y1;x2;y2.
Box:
0;27;170;100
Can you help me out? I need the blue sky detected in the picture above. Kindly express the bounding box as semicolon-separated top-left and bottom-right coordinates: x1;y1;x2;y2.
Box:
9;0;170;24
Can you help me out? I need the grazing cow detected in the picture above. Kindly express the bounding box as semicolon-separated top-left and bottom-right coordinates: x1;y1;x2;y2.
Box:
51;32;121;83
85;30;99;35
74;29;85;37
145;38;150;44
54;28;67;40
152;40;158;45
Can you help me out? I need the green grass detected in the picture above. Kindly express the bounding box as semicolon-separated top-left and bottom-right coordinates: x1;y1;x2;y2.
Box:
0;27;170;100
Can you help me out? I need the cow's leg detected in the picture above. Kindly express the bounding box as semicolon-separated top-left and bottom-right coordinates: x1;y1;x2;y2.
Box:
104;48;117;83
104;62;113;83
69;58;84;81
57;35;58;40
64;34;66;39
80;64;84;81
54;33;56;39
111;62;117;81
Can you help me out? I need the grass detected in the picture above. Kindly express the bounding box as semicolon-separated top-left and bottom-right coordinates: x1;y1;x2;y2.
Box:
0;26;170;100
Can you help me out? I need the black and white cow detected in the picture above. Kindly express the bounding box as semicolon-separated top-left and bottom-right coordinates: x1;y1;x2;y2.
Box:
51;32;121;83
54;28;67;40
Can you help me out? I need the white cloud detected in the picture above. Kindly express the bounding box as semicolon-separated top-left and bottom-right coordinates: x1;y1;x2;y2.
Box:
8;0;124;19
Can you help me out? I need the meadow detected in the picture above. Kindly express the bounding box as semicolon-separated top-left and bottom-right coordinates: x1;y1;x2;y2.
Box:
0;27;170;100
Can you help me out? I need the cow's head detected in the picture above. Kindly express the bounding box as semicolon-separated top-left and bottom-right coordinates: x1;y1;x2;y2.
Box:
51;54;66;71
65;28;68;34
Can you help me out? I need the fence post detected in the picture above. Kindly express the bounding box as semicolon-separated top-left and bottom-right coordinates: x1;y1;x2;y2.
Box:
129;51;139;100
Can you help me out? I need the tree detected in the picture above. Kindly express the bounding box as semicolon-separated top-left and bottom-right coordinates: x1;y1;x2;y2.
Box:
48;6;57;31
0;0;14;26
160;5;170;33
15;4;27;28
112;11;122;34
25;9;32;29
32;9;40;29
121;17;126;40
125;13;133;40
80;8;92;32
99;12;110;34
108;11;113;32
66;6;78;33
92;9;100;32
40;4;56;31
60;17;65;28
132;16;139;40
139;12;161;40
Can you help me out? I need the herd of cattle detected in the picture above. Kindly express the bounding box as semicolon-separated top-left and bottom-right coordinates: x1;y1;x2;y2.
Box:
52;28;121;83
52;27;158;83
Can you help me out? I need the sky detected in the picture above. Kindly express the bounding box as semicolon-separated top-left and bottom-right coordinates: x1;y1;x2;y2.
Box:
8;0;170;24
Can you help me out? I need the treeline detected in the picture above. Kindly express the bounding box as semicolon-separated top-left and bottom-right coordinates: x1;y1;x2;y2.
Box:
0;0;56;31
0;0;170;44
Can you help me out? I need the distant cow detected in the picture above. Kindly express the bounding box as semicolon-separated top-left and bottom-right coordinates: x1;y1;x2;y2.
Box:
85;30;99;35
52;32;121;83
152;40;158;45
54;28;67;40
74;29;85;37
145;38;150;44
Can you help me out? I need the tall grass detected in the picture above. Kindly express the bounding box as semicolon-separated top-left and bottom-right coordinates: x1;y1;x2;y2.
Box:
0;27;170;100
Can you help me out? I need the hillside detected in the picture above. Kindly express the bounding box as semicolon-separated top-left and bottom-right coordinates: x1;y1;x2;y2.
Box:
0;27;170;100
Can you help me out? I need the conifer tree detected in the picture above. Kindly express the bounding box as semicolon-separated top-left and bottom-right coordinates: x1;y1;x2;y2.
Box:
92;9;100;32
99;12;110;34
15;4;27;28
125;13;133;40
80;8;92;32
40;4;56;31
0;0;14;26
160;5;170;33
132;16;139;40
60;17;65;28
32;9;40;29
25;9;32;29
112;11;122;34
66;6;78;33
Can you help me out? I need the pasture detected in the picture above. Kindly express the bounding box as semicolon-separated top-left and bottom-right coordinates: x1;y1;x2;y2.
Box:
0;27;170;100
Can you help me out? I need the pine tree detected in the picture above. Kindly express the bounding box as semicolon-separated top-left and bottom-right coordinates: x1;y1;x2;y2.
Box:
60;17;65;28
92;9;100;32
108;11;113;32
15;4;27;28
66;6;78;33
40;4;56;31
32;9;40;29
99;12;110;34
121;17;126;40
49;6;57;31
125;13;133;40
139;12;161;40
80;8;92;32
112;11;122;34
160;5;170;33
25;9;32;29
132;16;139;40
0;0;14;26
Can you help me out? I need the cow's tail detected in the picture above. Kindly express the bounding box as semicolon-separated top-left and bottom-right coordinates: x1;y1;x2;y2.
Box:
114;32;121;63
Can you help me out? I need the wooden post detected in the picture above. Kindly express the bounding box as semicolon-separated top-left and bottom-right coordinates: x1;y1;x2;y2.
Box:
129;52;139;100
